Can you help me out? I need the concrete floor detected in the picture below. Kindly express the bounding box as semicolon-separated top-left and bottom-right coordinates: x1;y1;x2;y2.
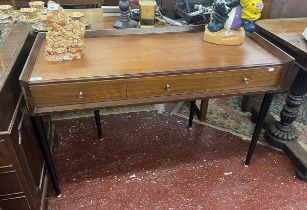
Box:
47;105;307;210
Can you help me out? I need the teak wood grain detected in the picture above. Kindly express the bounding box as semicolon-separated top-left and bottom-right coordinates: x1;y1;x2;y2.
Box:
257;18;307;35
0;140;12;168
256;18;307;68
31;79;126;107
261;0;307;19
206;67;283;92
30;32;282;82
20;28;295;115
127;73;207;99
31;85;282;115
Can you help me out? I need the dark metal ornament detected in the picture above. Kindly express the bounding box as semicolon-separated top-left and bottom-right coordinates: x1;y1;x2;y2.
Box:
113;0;137;29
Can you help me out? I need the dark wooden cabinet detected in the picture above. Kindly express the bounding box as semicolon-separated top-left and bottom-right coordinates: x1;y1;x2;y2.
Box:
262;0;307;19
104;0;118;6
0;25;53;210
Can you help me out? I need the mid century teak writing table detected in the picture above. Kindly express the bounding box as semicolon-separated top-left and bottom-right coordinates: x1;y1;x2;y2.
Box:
20;27;297;196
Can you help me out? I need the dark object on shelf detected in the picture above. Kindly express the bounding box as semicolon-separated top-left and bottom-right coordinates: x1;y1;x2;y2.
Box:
175;0;213;24
207;0;239;32
156;0;178;19
113;0;137;29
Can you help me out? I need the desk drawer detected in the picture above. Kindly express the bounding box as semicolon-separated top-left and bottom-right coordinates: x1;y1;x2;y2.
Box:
0;171;23;196
127;74;207;99
0;196;30;210
0;140;12;168
31;80;126;107
207;67;283;91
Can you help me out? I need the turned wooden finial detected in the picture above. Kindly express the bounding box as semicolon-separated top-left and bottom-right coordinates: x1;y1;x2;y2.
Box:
113;0;137;29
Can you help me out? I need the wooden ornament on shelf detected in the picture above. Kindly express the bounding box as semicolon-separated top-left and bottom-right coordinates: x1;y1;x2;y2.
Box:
203;26;245;45
45;4;85;62
113;0;137;29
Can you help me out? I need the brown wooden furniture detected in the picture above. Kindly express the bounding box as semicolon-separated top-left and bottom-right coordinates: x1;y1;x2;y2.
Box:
57;0;102;9
242;0;307;113
19;26;297;195
262;0;307;19
105;0;118;6
39;8;210;121
255;18;307;180
0;25;54;210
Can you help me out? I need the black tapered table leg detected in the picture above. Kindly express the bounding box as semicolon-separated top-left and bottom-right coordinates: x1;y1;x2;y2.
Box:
245;93;274;166
188;101;196;130
31;116;61;197
94;110;103;139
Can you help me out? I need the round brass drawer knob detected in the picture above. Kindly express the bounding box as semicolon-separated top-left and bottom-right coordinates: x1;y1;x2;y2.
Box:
79;91;84;99
242;77;250;84
267;67;275;72
165;84;171;91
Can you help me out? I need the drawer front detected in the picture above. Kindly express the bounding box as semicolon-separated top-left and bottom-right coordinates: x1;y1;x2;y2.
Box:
127;74;207;99
0;140;12;168
14;108;44;190
31;80;126;107
206;67;283;91
0;196;30;210
0;171;23;196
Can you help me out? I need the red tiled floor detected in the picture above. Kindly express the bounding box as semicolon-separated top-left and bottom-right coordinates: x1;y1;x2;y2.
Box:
47;105;307;210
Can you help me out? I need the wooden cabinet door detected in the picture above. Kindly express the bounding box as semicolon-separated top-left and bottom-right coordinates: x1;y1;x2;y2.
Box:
9;99;46;209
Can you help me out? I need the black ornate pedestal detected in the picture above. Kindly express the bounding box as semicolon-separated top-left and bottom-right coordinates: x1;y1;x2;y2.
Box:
113;0;137;29
265;69;307;148
265;68;307;180
256;18;307;181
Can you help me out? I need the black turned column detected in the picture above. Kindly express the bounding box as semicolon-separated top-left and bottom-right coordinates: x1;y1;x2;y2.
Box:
113;0;137;29
265;69;307;149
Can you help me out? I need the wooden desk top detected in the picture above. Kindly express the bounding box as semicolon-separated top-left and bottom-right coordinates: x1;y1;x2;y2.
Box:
257;18;307;35
256;18;307;66
30;31;283;82
0;24;29;88
0;24;29;131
